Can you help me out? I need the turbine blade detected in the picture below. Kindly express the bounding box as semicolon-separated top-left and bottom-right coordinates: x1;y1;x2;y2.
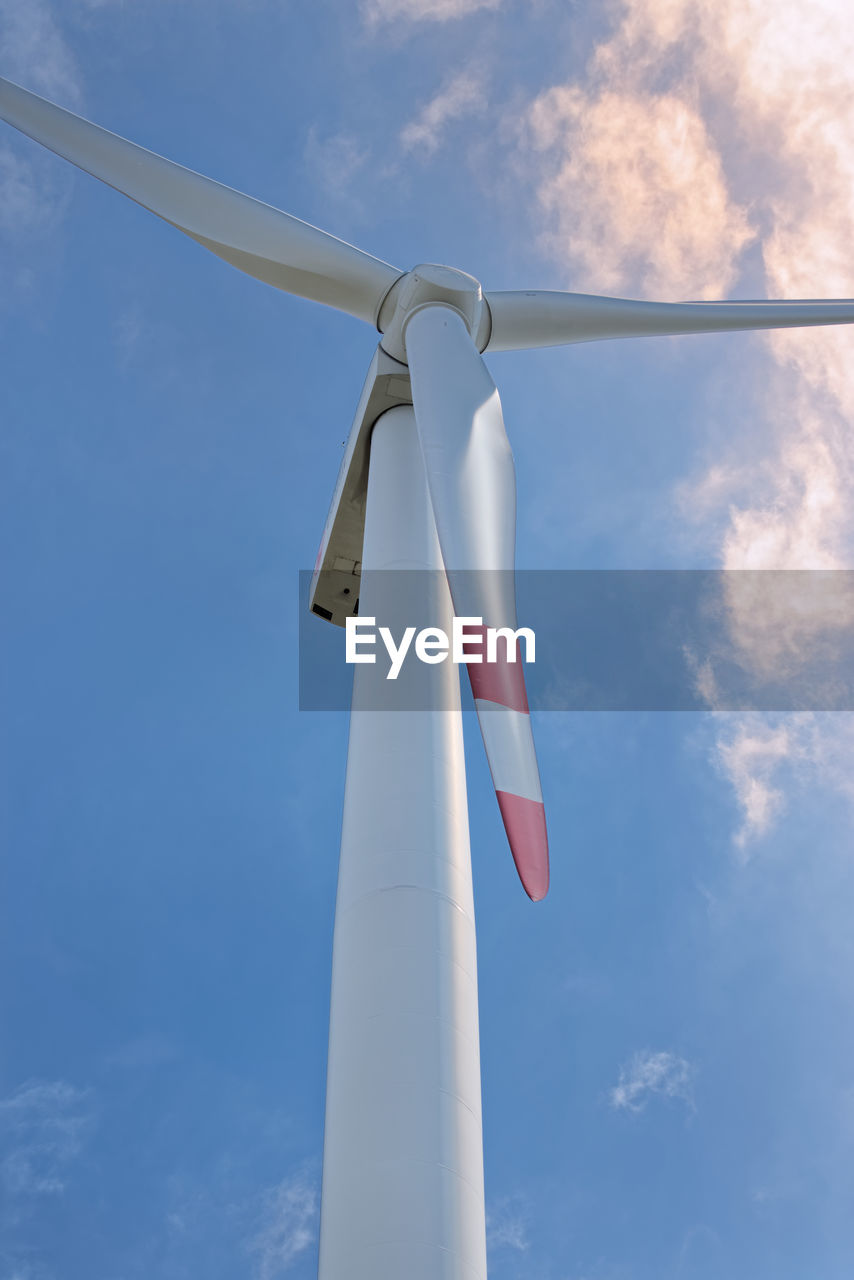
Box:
0;75;400;324
405;304;549;901
485;289;854;351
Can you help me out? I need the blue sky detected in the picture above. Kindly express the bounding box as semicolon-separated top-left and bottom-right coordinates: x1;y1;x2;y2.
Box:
2;1;854;1277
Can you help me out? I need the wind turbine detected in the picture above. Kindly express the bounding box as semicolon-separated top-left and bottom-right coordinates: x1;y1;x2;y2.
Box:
2;74;853;1280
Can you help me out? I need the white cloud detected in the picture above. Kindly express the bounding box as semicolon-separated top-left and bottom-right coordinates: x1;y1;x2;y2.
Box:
247;1172;318;1280
715;720;795;851
521;0;854;844
362;0;500;26
610;1049;694;1112
724;570;854;688
713;712;854;853
400;68;488;157
523;85;754;298
0;1079;91;1198
486;1196;529;1253
614;0;854;575
518;0;854;557
304;128;370;201
0;0;81;105
0;0;82;248
0;148;57;235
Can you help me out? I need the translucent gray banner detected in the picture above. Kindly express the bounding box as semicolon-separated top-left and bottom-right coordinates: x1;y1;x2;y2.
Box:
298;570;854;711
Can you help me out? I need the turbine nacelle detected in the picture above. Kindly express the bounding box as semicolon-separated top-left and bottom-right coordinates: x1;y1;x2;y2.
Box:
377;263;491;362
310;345;412;627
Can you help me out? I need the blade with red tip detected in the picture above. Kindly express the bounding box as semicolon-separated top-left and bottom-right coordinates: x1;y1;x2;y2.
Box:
404;304;549;900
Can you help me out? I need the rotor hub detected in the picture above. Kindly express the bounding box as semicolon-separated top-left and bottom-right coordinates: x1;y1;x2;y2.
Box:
377;263;491;363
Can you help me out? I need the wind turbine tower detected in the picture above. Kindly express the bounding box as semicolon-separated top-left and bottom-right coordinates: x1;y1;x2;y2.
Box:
3;74;854;1280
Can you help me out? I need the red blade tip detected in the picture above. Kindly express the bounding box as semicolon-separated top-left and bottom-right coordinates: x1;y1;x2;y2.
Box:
496;791;550;901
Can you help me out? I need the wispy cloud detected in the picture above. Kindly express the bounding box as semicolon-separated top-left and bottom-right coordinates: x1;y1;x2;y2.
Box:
400;67;488;157
610;1049;694;1113
518;0;854;550
522;84;754;298
0;0;81;104
0;148;58;236
362;0;501;27
304;127;371;203
715;719;796;851
714;712;854;853
486;1195;530;1253
0;0;82;254
518;0;854;843
0;1079;92;1199
247;1171;318;1280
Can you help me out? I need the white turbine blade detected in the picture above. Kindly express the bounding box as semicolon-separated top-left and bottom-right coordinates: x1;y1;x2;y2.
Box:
405;304;549;901
485;289;854;351
0;75;401;324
